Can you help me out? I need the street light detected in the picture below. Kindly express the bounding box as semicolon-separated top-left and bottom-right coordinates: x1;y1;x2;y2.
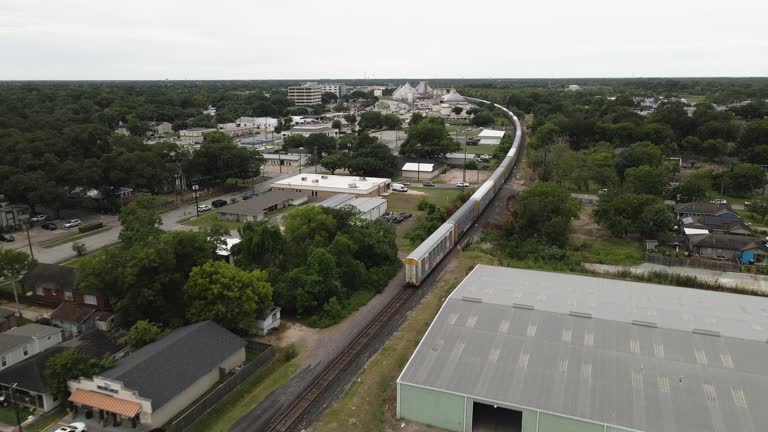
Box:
192;184;199;217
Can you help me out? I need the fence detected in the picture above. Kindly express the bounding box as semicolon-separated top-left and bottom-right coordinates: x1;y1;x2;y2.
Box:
169;341;275;432
645;254;740;273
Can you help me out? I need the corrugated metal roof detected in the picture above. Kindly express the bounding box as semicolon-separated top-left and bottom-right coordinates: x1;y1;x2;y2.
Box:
345;197;386;214
398;265;768;432
318;194;356;208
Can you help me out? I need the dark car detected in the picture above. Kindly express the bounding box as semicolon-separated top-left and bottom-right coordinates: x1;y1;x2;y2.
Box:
41;222;57;231
422;182;436;187
211;199;228;208
0;233;14;242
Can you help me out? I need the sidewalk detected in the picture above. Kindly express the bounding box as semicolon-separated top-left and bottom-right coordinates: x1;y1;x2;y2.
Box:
584;262;768;293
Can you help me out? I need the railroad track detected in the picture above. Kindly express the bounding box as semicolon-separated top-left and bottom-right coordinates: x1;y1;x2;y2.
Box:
266;287;416;432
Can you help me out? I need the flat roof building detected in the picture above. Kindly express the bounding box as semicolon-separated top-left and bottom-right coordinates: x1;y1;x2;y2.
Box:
397;265;768;432
216;191;308;222
318;194;388;221
401;162;441;180
281;124;338;139
288;85;322;106
477;128;506;145
272;173;391;200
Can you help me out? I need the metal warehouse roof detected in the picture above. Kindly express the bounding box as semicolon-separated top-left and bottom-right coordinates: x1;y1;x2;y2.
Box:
398;265;768;432
344;197;386;214
318;194;356;208
478;129;505;137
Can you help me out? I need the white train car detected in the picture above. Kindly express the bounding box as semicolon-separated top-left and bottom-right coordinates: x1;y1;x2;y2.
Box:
404;98;523;286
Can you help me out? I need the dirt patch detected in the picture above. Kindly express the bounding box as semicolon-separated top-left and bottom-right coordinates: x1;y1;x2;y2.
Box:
570;204;611;240
259;321;320;351
403;189;426;196
436;168;490;184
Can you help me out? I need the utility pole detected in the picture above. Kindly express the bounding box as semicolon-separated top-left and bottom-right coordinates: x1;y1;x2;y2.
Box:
192;184;199;217
463;128;468;183
24;223;34;259
314;145;318;174
11;383;23;432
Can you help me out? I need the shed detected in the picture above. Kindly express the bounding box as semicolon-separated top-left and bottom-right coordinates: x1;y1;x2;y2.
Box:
401;162;441;180
50;302;98;338
253;307;281;336
477;129;505;145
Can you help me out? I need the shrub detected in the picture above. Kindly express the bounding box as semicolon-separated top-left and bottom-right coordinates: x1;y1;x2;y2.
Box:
78;222;103;233
72;242;87;256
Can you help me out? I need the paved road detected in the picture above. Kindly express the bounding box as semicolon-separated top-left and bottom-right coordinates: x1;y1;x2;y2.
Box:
15;168;316;264
571;193;747;210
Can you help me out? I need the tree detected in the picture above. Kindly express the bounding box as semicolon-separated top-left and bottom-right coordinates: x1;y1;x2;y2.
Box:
382;113;403;129
72;241;87;256
508;182;581;247
451;106;464;116
0;249;35;317
235;221;287;270
343;113;357;128
399;117;459;159
624;165;668;197
726;163;767;197
586;147;617;188
615;141;663;179
748;197;768;220
186;140;262;183
304;133;337;157
118;195;162;246
320;152;348;175
594;193;673;240
282;134;306;150
470;110;495;127
121;320;168;351
283;206;337;255
409;112;425;126
331;119;342;135
185;261;273;333
671;173;712;202
45;349;113;398
321;92;338;105
358;111;384;130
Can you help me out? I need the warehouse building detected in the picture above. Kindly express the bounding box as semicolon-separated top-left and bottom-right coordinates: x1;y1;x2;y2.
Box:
397;265;768;432
271;173;391;200
216;191;308;222
318;194;388;221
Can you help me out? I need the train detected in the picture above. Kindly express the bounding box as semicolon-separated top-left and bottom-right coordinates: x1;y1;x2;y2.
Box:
403;99;523;286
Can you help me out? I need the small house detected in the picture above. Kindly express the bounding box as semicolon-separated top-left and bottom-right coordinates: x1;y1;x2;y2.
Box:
687;233;759;260
253;307;281;336
216;191;308;222
0;308;17;333
19;263;111;309
50;302;98;338
0;324;62;371
674;202;740;220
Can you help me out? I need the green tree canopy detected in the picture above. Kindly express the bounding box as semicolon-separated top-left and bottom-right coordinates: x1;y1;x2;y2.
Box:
118;195;162;246
624;165;668;197
45;349;113;397
235;221;287;270
508;182;581;247
594;193;673;240
399;117;459;159
615;141;663;179
121;320;168;351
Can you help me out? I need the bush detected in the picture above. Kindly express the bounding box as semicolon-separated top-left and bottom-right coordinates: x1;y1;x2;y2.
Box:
465;160;478;170
72;242;87;256
78;222;103;233
280;344;298;362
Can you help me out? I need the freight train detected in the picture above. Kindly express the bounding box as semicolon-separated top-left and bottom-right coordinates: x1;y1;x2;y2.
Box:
403;99;523;286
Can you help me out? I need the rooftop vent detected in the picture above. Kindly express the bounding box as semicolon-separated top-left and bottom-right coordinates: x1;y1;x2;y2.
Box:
461;296;482;303
321;175;328;179
359;176;367;181
568;311;592;319
693;328;721;337
512;303;534;310
301;177;307;181
632;320;658;328
312;179;319;183
348;183;358;189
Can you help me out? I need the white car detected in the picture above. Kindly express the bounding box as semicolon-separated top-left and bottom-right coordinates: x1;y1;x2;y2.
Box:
55;422;87;432
30;214;47;222
710;198;727;205
198;204;212;212
63;219;82;229
456;182;470;188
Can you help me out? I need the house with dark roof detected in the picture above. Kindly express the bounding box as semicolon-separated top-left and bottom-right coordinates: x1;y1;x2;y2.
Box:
673;202;740;220
682;215;753;236
0;308;17;333
687;232;767;261
19;263;110;309
50;302;98;338
0;324;62;372
68;321;245;428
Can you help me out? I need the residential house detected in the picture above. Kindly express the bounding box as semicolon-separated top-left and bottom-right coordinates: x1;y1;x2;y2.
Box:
19;263;111;309
741;241;768;265
681;216;753;236
687;233;759;260
0;201;31;231
68;321;245;428
147;122;173;137
215;191;308;222
0;330;125;412
0;324;62;371
253;307;281;336
673;202;741;220
0;308;17;333
50;302;98;338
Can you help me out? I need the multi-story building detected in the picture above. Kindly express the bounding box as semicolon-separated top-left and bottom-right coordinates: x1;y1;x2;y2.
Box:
288;85;322;106
320;83;347;98
0;202;30;231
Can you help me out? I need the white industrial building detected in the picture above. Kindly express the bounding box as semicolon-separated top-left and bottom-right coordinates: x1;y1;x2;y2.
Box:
318;194;388;221
401;162;441;180
477;129;506;145
271;173;391;200
398;265;768;432
280;124;339;138
288;84;322;106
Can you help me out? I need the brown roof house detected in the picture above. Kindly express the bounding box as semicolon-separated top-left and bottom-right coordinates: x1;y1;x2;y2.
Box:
50;302;98;338
19;263;111;309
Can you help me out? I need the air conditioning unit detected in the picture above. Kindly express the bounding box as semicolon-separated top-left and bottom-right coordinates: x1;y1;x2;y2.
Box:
301;177;307;181
348;183;358;189
359;177;367;181
312;179;319;183
321;175;328;179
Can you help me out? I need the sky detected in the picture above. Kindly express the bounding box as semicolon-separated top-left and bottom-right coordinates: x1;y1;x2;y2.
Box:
1;0;767;80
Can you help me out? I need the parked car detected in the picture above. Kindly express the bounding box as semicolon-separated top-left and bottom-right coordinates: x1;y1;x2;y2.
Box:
478;155;492;162
744;201;752;209
398;181;411;186
710;198;728;205
391;183;408;192
0;234;14;242
55;422;87;432
63;219;81;229
456;182;470;188
422;182;436;187
211;199;227;208
30;214;47;222
41;222;57;231
198;204;212;212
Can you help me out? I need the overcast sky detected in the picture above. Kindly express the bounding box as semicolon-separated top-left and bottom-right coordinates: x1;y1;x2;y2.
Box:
1;0;767;80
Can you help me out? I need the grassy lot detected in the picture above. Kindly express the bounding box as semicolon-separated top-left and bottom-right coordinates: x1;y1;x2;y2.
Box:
682;94;707;104
460;143;497;155
41;226;111;249
179;212;244;231
0;405;32;426
187;347;303;432
571;238;645;266
385;188;463;213
446;125;479;136
25;407;65;432
312;250;498;432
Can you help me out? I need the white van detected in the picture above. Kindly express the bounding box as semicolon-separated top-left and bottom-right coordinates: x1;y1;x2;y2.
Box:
392;183;408;192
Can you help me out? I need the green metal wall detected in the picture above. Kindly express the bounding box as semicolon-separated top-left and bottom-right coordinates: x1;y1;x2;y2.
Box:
399;384;465;431
538;412;604;432
463;398;538;432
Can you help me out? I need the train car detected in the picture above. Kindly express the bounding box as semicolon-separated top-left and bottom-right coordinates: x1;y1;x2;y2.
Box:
404;98;523;286
446;199;478;242
404;223;454;286
470;181;495;214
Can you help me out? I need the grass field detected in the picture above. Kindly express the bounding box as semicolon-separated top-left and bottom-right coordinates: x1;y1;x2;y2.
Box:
179;212;244;231
461;144;497;155
41;226;111;249
682;94;707;104
187;347;302;432
0;404;32;426
385;188;464;212
24;407;65;432
312;250;498;432
571;238;645;266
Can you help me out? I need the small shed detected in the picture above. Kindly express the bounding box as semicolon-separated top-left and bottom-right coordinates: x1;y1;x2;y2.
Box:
401;162;440;180
50;302;97;338
253;307;281;336
477;129;505;145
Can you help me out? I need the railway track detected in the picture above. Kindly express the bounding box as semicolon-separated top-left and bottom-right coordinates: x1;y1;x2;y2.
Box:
266;287;417;432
